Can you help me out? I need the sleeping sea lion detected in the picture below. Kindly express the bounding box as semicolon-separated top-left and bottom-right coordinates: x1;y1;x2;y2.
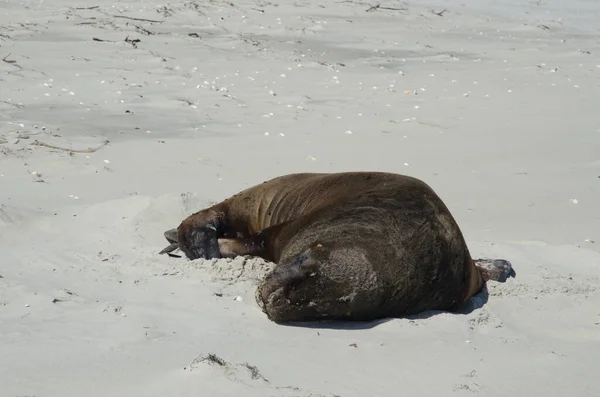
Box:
160;172;512;323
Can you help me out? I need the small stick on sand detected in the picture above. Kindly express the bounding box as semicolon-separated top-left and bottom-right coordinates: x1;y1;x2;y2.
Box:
380;6;407;11
2;53;17;64
109;15;165;23
85;6;165;23
366;4;407;12
31;140;110;153
92;37;114;42
125;36;141;48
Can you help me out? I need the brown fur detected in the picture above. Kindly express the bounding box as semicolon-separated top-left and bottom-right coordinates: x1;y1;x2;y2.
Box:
167;172;511;323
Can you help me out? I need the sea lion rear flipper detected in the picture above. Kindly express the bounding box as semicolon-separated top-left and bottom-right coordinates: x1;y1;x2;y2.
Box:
473;259;514;283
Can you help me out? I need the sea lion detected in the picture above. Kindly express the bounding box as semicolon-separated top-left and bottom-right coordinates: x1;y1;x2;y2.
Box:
160;172;512;323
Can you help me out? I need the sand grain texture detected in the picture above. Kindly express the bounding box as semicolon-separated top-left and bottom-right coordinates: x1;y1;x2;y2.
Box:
1;0;599;396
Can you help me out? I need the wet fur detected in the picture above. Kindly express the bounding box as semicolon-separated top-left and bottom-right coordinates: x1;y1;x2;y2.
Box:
165;172;510;323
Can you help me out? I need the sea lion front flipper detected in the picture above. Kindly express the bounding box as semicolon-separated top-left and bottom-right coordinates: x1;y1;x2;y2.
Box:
256;249;321;322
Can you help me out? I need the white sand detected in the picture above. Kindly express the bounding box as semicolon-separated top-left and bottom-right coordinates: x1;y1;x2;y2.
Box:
1;0;599;395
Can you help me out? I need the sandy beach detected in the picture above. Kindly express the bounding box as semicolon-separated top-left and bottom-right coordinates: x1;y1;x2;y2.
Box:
1;0;599;396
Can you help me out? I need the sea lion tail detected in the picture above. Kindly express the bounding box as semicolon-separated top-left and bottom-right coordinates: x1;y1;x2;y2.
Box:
473;259;514;283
